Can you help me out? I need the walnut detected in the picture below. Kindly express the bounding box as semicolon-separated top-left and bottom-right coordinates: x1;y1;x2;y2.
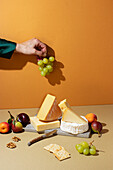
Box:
12;136;21;142
6;142;16;149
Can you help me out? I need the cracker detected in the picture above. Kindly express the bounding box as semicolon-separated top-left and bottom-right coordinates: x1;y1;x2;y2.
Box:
44;144;63;153
53;148;71;161
44;144;71;161
44;144;54;152
50;144;63;153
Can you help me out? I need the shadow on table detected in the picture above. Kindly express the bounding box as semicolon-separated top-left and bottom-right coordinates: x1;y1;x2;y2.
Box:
101;122;109;134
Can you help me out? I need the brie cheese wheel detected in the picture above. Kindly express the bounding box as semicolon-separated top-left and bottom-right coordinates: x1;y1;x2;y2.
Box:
60;116;88;134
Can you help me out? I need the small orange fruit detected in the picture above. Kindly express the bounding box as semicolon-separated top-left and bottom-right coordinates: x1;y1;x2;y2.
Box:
0;122;10;133
85;113;97;123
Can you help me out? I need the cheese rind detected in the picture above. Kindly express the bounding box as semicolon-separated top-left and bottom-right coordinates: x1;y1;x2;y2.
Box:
30;117;60;131
37;94;62;122
62;108;87;124
60;116;88;134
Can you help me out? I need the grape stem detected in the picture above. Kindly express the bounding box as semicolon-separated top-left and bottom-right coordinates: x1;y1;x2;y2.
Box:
89;140;94;146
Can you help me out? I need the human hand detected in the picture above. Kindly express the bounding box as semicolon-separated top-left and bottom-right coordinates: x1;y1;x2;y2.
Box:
15;38;47;57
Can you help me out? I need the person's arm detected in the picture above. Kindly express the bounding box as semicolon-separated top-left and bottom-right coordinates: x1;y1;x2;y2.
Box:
0;38;47;59
0;38;16;59
15;38;47;57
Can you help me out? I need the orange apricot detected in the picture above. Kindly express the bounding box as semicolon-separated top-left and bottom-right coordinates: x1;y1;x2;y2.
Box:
85;113;97;123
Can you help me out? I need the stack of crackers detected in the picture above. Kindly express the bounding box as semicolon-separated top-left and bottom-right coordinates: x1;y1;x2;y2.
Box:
44;144;71;161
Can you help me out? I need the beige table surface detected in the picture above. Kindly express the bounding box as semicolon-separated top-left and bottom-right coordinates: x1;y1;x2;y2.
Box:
0;105;113;170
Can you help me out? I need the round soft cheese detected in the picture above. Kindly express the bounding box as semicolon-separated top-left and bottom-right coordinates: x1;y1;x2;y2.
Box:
60;116;89;134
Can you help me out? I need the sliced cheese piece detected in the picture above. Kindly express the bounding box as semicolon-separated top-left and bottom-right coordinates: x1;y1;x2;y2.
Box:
60;116;88;134
58;99;71;112
30;116;60;131
37;94;62;122
62;107;87;124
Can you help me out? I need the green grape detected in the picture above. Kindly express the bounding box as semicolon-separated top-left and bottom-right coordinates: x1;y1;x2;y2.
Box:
90;148;96;155
46;65;53;72
43;67;48;73
38;66;43;71
75;144;81;150
90;145;96;150
48;61;53;66
80;141;89;149
46;65;52;69
46;72;50;75
49;56;55;62
37;60;43;66
77;145;84;154
43;58;48;64
83;148;90;155
49;67;53;72
41;71;46;77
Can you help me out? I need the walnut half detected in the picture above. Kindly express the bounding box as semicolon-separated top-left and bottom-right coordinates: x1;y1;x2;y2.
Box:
12;136;21;142
6;142;16;149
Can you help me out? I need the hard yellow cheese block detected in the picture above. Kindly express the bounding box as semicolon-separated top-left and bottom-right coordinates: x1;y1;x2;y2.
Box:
30;117;60;131
37;94;62;122
62;108;87;124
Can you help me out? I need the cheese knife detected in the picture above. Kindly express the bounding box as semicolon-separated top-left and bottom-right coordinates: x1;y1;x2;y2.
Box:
28;129;57;146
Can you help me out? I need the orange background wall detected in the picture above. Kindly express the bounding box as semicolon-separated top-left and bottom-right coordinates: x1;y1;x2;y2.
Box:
0;0;113;109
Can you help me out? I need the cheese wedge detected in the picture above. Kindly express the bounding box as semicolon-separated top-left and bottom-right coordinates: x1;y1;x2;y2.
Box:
37;94;62;122
60;108;88;134
58;99;71;112
30;117;60;131
62;107;87;124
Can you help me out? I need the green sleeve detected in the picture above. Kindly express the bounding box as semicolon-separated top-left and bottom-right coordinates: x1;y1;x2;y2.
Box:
0;39;16;59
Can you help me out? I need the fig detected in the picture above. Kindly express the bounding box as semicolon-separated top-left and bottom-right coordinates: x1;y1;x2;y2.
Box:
16;113;30;127
91;121;102;137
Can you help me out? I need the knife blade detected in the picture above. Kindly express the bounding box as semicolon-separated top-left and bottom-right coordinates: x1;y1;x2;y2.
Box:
28;129;57;146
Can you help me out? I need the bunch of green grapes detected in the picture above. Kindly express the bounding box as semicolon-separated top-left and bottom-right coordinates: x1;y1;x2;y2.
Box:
75;141;96;156
37;56;55;76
